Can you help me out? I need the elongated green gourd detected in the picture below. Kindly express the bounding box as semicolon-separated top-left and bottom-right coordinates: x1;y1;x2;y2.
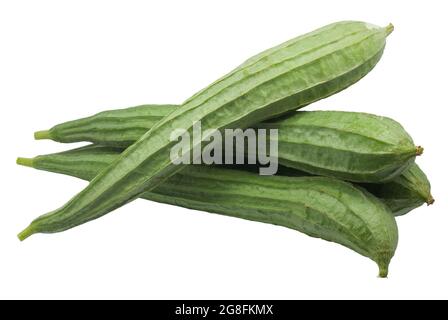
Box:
17;145;398;277
20;21;394;239
259;111;422;182
277;163;434;216
362;163;434;216
36;105;421;182
17;139;433;217
35;105;178;147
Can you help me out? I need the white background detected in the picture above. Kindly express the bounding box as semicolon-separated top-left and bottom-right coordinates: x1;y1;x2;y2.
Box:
1;0;447;299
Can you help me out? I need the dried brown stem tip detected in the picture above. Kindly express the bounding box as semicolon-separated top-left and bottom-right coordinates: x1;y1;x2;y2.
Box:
416;146;424;156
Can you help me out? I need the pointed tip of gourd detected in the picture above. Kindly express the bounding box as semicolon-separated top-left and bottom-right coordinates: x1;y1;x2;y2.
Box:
376;252;392;278
34;130;51;140
427;195;435;206
385;23;394;36
16;157;34;168
416;146;424;156
18;225;36;241
377;263;389;278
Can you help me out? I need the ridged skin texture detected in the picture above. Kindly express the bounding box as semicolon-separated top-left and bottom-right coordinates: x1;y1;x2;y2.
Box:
42;106;418;183
20;21;392;239
363;163;433;216
259;111;417;182
41;105;177;147
19;145;398;277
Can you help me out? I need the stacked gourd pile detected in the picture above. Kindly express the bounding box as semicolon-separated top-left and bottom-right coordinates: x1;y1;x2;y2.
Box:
17;21;433;277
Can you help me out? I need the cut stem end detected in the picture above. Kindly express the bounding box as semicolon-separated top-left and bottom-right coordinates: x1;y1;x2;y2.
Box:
34;130;51;140
427;195;435;206
385;23;394;36
16;157;34;168
18;225;36;241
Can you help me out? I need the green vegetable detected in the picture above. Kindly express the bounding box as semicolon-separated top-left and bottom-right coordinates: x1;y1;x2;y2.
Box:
18;136;432;217
34;104;177;147
37;105;421;183
259;111;421;182
19;21;393;239
17;145;399;277
362;163;434;216
278;162;434;216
